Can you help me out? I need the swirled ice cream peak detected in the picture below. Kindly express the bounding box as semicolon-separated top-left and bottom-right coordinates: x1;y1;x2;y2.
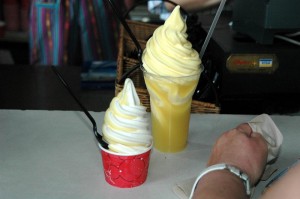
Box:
142;5;201;77
102;78;152;154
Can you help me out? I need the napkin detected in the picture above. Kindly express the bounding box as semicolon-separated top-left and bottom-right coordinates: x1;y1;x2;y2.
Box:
173;114;283;199
248;114;283;162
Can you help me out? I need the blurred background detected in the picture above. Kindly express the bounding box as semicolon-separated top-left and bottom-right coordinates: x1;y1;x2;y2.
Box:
0;0;300;115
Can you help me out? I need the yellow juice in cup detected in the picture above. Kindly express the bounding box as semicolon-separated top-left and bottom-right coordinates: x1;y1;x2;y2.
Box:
140;6;202;152
143;71;200;152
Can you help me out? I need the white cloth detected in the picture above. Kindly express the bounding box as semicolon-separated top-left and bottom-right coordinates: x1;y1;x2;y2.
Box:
248;114;283;162
173;114;283;199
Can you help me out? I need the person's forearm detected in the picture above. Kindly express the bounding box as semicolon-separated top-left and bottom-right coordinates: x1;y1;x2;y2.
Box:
261;163;300;199
193;170;249;199
165;0;221;12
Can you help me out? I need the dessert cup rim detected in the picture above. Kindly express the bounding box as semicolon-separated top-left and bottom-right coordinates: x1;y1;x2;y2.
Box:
98;141;153;156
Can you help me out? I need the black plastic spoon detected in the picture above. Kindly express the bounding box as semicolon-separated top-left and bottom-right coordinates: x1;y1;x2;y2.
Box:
51;66;109;149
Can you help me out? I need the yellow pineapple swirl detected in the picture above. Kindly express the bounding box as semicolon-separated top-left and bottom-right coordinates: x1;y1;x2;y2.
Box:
142;5;201;77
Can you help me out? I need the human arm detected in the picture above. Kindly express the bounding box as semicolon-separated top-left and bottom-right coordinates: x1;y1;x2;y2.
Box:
124;0;135;10
192;123;268;199
192;168;249;199
261;162;300;199
164;0;221;13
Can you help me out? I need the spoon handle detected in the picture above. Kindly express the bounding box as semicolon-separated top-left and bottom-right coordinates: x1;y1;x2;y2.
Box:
51;66;108;149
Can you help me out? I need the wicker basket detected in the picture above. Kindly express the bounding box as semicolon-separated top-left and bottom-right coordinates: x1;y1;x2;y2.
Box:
115;20;220;114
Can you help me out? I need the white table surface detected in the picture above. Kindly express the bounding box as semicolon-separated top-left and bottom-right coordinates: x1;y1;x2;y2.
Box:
0;110;299;199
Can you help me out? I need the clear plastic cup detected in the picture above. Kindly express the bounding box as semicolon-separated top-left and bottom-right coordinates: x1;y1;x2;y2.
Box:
142;67;201;152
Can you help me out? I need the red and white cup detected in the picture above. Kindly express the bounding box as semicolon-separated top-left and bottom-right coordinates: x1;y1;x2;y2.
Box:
99;143;152;188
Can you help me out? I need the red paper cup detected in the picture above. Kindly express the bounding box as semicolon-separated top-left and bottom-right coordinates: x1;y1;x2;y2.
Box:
99;143;152;188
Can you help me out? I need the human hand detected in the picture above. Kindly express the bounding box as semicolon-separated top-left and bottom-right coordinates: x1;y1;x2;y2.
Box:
207;123;268;185
124;0;135;10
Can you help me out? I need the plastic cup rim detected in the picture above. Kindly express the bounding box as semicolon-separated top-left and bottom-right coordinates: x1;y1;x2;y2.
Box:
140;64;203;79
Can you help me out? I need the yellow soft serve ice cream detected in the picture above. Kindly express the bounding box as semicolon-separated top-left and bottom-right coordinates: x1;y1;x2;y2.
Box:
142;5;201;77
102;78;152;154
141;5;202;152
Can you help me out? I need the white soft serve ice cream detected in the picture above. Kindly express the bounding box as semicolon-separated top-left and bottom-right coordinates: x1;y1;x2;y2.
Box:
102;78;152;154
142;5;202;77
